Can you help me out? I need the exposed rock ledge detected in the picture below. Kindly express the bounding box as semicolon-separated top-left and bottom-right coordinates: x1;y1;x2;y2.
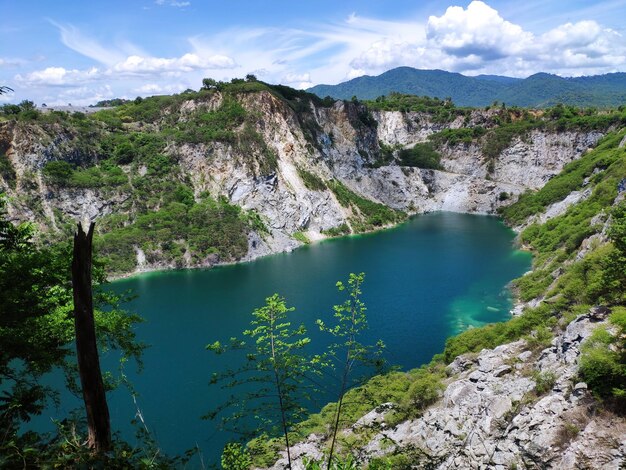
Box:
268;308;626;469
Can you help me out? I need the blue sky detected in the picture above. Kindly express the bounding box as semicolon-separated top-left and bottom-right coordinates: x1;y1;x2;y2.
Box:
2;0;626;105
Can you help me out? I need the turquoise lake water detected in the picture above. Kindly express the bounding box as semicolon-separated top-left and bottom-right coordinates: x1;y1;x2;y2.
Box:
34;212;532;465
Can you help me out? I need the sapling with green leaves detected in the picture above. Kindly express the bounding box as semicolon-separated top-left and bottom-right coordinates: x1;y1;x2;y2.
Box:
206;294;314;468
315;273;386;468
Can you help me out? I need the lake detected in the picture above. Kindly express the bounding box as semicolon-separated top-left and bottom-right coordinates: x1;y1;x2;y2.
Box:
34;212;532;465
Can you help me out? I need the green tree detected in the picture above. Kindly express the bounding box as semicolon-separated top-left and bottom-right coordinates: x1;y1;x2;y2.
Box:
0;193;146;466
601;202;626;303
202;78;218;90
315;273;386;468
579;307;626;408
221;442;253;470
43;160;74;185
206;294;313;468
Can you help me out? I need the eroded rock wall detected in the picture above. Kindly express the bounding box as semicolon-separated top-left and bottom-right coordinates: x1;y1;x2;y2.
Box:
0;92;605;272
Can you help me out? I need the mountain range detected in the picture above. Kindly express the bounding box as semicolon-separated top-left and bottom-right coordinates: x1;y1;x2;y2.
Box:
307;67;626;108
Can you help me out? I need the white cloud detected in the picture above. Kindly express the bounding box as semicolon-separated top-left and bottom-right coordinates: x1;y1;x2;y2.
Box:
426;1;533;59
134;83;187;94
346;68;366;79
110;53;236;76
42;85;115;106
282;72;310;83
340;1;626;79
279;73;313;89
14;51;237;89
8;1;626;105
50;21;125;66
15;67;101;87
0;91;14;103
0;57;26;68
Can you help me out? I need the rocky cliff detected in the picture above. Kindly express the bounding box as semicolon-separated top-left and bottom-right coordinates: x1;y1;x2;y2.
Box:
0;89;606;275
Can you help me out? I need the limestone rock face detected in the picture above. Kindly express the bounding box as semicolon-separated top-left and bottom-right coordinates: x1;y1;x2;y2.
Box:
0;92;605;274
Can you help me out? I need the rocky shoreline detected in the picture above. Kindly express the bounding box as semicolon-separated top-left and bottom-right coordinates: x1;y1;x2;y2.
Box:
267;307;625;469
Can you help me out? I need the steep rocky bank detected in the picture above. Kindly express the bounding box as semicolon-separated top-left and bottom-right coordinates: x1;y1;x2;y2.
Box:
0;91;605;276
269;307;625;469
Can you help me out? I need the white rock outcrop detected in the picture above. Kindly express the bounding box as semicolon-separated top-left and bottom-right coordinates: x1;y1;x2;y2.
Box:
270;309;625;469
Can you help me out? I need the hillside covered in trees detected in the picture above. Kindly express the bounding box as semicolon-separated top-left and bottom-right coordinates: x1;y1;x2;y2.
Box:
308;67;626;108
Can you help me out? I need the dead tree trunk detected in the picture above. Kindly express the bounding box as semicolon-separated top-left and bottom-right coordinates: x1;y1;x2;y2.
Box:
72;222;111;452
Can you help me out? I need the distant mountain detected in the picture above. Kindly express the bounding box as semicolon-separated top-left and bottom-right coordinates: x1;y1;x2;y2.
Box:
474;75;522;85
307;67;626;108
308;67;508;107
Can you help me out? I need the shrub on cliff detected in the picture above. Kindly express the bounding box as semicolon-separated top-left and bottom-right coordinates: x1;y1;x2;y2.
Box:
398;142;443;169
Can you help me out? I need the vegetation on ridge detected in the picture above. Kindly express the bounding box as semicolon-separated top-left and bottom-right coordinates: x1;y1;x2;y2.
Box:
307;66;626;108
327;179;406;232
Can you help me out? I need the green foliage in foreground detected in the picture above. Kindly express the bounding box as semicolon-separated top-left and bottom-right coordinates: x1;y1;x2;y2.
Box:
248;131;625;466
246;360;448;467
316;273;386;465
270;130;625;465
207;294;312;468
214;274;390;468
0;194;171;467
222;442;253;470
327;180;406;231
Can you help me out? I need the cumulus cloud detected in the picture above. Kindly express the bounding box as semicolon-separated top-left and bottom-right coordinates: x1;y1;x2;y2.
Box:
110;53;236;76
15;50;237;89
280;72;313;88
426;1;532;59
8;1;626;105
15;67;101;87
342;1;626;79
